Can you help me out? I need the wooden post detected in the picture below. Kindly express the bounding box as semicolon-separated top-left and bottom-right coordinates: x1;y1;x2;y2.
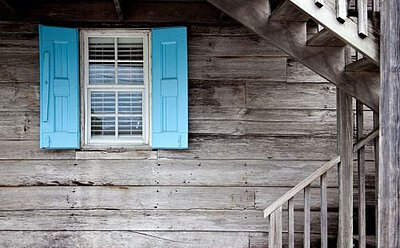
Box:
337;88;353;248
378;0;400;246
356;101;366;248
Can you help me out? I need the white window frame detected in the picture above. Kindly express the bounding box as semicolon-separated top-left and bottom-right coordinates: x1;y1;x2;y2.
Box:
81;29;151;148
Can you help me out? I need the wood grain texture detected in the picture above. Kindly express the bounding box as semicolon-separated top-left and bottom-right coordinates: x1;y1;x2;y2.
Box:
206;0;380;111
378;0;400;246
0;231;252;248
337;88;354;248
0;209;338;233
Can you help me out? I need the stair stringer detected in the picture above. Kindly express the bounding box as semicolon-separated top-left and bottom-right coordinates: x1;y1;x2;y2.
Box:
205;0;380;112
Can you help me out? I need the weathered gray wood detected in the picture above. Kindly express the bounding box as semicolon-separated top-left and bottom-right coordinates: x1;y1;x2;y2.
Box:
0;209;338;232
307;29;346;47
304;186;311;248
288;0;378;63
358;0;368;37
205;0;380;111
373;111;379;247
189;34;285;57
113;0;124;21
337;88;354;248
336;0;348;22
353;128;379;152
268;206;282;248
0;159;368;187
0;231;252;248
256;187;376;210
286;59;328;83
160;136;337;161
189;56;287;81
0;83;39;112
0;51;39;83
246;82;336;110
320;173;328;248
10;1;234;24
1;185;377;211
0;186;255;211
288;198;295;248
356;101;366;248
269;1;310;21
345;57;379;72
379;0;400;246
263;156;340;217
0;111;38;140
250;232;337;248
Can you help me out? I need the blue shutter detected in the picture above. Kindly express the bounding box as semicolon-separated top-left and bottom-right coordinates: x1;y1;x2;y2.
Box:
152;27;188;149
39;25;80;149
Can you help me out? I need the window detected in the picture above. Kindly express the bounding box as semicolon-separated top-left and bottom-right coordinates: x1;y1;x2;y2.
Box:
82;30;150;147
39;25;188;150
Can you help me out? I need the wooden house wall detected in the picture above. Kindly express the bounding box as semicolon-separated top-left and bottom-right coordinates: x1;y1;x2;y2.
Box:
0;19;376;247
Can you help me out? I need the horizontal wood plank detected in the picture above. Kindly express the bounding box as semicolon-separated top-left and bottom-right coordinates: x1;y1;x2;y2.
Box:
0;159;376;187
0;209;338;233
0;231;252;248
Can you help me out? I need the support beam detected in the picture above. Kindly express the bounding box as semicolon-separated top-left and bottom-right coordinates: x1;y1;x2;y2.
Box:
378;0;400;246
205;0;380;111
337;88;353;248
0;0;16;16
113;0;124;21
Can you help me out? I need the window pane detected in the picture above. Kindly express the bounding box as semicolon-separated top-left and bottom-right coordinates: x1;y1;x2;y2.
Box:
118;116;142;137
91;116;115;137
118;62;144;85
89;62;115;85
89;37;115;60
117;37;143;61
118;92;142;115
91;91;115;114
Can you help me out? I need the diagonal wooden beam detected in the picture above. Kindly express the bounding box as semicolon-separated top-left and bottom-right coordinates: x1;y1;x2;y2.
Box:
205;0;379;111
113;0;124;21
0;0;16;16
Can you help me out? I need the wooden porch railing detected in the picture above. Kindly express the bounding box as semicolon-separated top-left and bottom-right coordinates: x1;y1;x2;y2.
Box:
264;116;379;248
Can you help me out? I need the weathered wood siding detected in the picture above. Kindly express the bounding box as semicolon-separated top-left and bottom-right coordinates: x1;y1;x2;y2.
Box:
0;19;375;247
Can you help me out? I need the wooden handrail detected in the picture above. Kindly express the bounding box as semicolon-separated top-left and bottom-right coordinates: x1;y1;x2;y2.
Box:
263;127;379;218
263;155;340;217
353;128;379;152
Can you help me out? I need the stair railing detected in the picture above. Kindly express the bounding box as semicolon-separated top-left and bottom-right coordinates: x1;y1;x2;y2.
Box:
264;126;378;248
315;0;379;38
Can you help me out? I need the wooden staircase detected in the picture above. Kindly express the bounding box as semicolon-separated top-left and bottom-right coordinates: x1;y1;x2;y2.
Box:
205;0;380;111
204;0;382;247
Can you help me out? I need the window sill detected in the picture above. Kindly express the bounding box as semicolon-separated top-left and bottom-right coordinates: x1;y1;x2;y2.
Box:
80;144;153;152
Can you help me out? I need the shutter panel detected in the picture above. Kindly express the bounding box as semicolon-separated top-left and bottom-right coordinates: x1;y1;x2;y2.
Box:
152;27;188;149
39;25;80;149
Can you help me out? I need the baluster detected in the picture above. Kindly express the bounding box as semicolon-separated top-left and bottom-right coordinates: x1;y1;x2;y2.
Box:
373;112;379;247
288;198;295;248
336;0;348;23
357;0;368;37
356;101;366;248
269;206;282;248
320;173;328;248
304;186;311;248
372;0;380;13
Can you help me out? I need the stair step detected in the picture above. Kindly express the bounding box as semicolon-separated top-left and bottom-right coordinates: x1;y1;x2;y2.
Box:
270;1;310;21
345;57;379;72
307;28;347;47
